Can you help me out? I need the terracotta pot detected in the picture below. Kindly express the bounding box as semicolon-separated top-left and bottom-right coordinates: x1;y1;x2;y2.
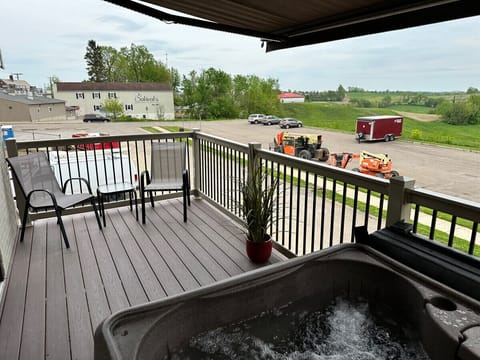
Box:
246;237;273;263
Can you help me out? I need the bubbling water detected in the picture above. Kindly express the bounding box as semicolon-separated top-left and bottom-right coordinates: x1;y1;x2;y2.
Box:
168;298;429;359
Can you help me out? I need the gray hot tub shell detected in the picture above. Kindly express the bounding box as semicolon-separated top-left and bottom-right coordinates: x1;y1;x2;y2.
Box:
94;243;480;360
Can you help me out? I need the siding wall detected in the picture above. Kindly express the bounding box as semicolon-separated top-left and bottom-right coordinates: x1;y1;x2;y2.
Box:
0;142;18;296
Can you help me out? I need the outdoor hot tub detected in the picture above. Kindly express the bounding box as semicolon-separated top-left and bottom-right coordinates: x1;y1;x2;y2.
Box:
94;226;480;360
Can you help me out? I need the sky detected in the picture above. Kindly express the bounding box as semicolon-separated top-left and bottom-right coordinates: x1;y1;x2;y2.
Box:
2;0;480;93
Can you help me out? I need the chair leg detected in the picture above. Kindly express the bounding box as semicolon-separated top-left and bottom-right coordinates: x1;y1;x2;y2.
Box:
183;186;187;223
55;209;70;248
141;190;146;224
149;191;154;208
19;205;29;243
91;198;103;229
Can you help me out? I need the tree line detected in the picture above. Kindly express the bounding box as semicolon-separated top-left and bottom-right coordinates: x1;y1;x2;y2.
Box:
84;40;282;119
84;40;480;124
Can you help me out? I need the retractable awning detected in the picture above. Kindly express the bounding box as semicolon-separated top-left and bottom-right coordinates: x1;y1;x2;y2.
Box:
105;0;480;51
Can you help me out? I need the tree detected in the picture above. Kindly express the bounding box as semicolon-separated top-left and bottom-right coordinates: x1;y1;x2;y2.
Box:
102;98;124;120
85;40;106;82
467;87;479;94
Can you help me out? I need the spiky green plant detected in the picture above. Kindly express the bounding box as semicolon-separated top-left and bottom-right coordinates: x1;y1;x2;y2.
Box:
241;160;278;242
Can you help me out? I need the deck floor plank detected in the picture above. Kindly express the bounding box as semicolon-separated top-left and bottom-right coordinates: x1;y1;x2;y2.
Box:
84;215;130;313
19;221;46;360
64;217;95;360
0;198;287;360
101;210;149;307
45;220;70;360
0;226;33;360
73;214;111;331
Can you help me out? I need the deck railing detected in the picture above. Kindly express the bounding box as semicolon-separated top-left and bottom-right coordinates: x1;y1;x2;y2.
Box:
5;130;480;258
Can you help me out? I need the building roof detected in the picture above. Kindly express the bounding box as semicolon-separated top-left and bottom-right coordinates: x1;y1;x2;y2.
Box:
55;82;172;92
278;92;304;99
0;91;64;105
105;0;480;52
1;79;31;89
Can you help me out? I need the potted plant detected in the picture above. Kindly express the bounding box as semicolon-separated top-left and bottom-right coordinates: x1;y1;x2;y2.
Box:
241;158;278;263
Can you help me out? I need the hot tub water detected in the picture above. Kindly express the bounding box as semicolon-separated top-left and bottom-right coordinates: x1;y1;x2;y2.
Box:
168;298;429;359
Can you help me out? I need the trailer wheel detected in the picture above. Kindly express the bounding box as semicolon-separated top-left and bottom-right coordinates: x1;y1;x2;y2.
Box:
299;150;312;160
384;135;390;142
389;135;395;141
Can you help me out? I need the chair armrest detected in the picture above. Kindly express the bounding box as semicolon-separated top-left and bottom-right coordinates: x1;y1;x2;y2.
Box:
140;170;150;192
62;177;94;194
26;189;59;209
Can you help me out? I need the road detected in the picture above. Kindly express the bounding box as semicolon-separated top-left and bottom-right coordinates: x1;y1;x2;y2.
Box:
10;119;480;202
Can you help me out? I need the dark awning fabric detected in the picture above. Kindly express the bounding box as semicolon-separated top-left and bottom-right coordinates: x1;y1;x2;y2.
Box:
105;0;480;52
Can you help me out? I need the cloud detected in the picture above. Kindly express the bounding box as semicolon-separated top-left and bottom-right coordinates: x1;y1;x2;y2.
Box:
1;0;479;92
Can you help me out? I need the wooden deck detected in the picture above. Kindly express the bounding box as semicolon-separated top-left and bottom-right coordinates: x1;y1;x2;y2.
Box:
0;198;287;360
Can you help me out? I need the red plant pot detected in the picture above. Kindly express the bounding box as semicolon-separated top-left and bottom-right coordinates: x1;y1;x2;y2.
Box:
246;238;273;263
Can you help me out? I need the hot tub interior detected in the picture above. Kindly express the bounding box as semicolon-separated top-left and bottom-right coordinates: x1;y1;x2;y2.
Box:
95;240;480;360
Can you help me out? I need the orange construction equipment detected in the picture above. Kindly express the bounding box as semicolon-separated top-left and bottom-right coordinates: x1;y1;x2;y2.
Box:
272;132;329;161
327;150;399;179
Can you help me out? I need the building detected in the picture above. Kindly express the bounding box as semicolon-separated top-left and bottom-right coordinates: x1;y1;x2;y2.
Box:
53;82;175;120
0;76;31;94
0;91;66;123
278;92;305;103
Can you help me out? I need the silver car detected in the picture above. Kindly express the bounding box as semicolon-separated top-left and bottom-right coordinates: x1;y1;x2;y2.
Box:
280;118;303;128
248;114;265;124
261;115;281;125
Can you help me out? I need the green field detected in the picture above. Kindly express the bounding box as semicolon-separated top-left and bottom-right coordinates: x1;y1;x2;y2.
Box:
281;102;480;151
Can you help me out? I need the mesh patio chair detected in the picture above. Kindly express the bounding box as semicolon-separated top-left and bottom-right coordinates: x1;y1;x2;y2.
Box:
6;152;102;248
140;142;190;224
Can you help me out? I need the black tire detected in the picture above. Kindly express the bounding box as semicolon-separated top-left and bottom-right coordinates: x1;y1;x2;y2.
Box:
375;173;385;178
352;168;360;172
389;135;395;141
299;150;312;160
390;170;400;177
268;121;272;125
384;135;390;142
298;123;302;128
319;148;330;161
285;124;290;129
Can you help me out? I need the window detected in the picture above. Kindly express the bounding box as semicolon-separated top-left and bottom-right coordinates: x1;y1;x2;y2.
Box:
92;92;101;99
48;106;53;112
93;105;101;111
125;104;134;111
108;92;117;98
76;92;84;99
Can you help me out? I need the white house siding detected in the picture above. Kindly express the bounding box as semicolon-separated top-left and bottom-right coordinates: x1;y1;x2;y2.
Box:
54;82;175;120
0;142;19;296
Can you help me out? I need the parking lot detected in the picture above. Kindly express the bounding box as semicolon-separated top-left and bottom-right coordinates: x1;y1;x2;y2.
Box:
8;119;480;202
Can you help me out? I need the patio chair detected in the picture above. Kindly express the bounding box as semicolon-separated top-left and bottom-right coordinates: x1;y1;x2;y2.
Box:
140;142;190;224
6;152;102;248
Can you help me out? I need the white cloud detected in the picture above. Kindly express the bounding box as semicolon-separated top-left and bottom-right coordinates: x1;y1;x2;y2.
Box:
1;0;479;92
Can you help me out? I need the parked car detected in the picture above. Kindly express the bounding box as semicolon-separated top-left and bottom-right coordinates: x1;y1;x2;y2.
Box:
261;115;281;125
280;117;303;128
248;114;265;124
83;113;111;122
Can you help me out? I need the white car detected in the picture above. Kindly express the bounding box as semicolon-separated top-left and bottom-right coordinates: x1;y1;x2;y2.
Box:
248;114;265;124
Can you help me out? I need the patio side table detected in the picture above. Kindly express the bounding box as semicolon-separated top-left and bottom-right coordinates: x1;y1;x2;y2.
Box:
97;183;138;226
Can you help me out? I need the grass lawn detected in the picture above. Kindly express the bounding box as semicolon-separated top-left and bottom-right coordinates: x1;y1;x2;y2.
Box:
281;102;480;151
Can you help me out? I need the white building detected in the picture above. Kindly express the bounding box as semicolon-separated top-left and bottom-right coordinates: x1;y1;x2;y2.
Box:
53;82;175;120
278;92;305;103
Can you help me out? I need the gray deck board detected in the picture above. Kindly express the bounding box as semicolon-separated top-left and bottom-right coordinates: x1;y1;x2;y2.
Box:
0;197;287;360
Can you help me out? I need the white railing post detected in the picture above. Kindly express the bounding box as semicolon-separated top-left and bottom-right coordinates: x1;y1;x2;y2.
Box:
192;128;201;197
247;142;262;177
386;176;416;227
